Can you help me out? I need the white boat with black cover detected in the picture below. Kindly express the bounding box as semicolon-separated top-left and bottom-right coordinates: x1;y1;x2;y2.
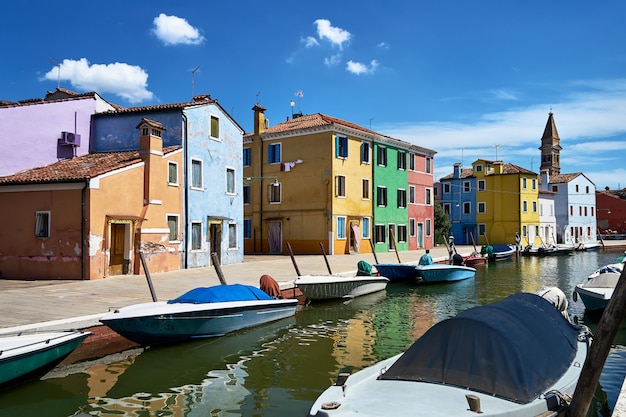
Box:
308;292;591;417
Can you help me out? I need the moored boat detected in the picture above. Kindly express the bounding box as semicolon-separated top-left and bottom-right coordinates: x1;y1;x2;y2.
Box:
463;253;487;266
483;244;515;261
415;264;476;283
308;292;591;417
573;263;623;316
0;330;91;391
294;275;389;301
373;264;420;281
100;284;298;345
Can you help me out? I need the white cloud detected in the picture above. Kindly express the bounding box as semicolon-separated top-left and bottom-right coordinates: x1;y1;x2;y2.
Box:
152;13;205;46
314;19;351;49
488;89;518;101
324;53;342;67
302;36;319;48
377;42;390;50
43;58;153;103
346;59;379;75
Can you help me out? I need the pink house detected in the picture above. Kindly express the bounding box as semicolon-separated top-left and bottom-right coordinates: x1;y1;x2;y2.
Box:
408;147;436;250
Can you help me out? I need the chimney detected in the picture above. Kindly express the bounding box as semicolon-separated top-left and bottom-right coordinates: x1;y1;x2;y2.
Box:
137;118;165;204
453;163;461;179
252;104;267;137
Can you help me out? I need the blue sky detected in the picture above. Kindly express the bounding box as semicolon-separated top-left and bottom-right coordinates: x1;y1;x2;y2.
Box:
3;1;626;189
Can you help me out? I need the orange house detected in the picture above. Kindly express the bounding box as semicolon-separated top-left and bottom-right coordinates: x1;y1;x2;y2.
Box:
0;118;183;280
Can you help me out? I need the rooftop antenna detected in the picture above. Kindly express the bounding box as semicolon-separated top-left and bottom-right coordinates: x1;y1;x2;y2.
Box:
256;91;261;105
494;144;501;161
49;58;61;89
191;66;200;99
295;91;303;114
369;118;374;130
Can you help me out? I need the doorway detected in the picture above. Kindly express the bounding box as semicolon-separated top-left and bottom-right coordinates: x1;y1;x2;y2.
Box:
209;223;222;265
349;221;361;253
268;221;282;254
109;223;128;276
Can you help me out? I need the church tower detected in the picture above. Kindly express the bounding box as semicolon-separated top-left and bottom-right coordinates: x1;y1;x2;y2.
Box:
538;111;562;175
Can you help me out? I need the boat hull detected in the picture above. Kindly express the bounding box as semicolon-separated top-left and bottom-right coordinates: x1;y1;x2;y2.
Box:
463;255;487;266
295;275;388;300
101;299;298;345
575;285;611;313
0;331;90;391
416;264;476;283
373;264;420;281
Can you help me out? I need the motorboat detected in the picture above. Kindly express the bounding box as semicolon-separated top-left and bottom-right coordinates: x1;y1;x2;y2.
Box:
482;244;515;261
522;244;575;256
0;330;91;391
463;253;487;266
415;264;476;283
294;275;388;301
373;264;420;281
100;284;298;345
308;292;591;417
573;263;623;316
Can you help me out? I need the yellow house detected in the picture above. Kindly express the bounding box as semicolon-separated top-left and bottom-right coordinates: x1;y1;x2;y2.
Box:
244;106;374;255
473;159;540;246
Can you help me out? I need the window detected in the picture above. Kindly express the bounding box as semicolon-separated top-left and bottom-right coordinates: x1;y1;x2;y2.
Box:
409;185;415;204
397;225;407;243
397;189;407;208
360;142;370;163
337;216;346;239
463;181;470;192
362;178;370;200
377;146;387;166
191;222;202;250
478;180;485;191
377;186;388;207
244;219;251;239
268;183;281;203
167;215;179;242
243;185;250;204
523;201;528;213
576;184;579;193
522;225;527;237
335;175;346;197
268;143;281;164
362;217;371;239
409;218;415;236
475;164;483;172
191;159;203;189
336;135;348;158
532;201;537;213
532;178;537;190
409;153;416;171
168;162;178;185
228;223;237;248
522;177;527;189
443;183;450;193
463;201;471;215
243;147;251;167
35;211;50;238
443;203;451;214
375;224;386;243
425;188;432;205
226;168;235;194
425;219;432;236
478;224;486;236
477;202;486;213
397;151;406;170
210;115;220;139
425;157;431;173
552;185;558;192
586;186;590;194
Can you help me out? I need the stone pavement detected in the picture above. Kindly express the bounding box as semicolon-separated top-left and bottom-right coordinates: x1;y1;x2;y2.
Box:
0;245;463;334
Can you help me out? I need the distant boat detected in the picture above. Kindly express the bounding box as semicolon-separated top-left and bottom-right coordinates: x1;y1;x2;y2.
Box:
294;275;388;301
523;244;575;256
0;330;91;391
373;264;420;281
575;242;602;251
415;264;476;283
573;263;623;316
100;284;298;345
463;253;487;266
308;292;591;417
484;244;515;261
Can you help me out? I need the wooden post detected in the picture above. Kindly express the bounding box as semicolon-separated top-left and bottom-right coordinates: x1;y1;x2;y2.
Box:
286;242;301;276
567;267;626;417
211;252;227;285
139;251;158;302
319;242;333;275
390;228;401;263
369;239;379;264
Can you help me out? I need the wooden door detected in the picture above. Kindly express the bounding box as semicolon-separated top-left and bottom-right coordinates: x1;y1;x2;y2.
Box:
109;223;125;276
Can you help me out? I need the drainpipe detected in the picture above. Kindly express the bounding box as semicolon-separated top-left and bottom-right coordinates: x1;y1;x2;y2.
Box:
82;179;88;280
182;112;189;268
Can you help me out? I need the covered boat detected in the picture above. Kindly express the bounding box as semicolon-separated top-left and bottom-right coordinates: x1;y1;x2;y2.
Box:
0;330;91;391
373;264;420;281
415;264;476;283
482;244;515;261
294;275;388;301
308;292;591;417
100;284;298;345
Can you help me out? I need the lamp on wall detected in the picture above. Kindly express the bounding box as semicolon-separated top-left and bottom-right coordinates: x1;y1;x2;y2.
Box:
244;176;279;186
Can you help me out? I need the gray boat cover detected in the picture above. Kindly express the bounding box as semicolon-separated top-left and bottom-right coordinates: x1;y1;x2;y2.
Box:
378;293;580;403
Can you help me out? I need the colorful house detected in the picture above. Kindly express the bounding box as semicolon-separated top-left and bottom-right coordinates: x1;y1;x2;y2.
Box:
439;163;477;245
538;189;558;246
0;119;183;280
596;188;626;235
0;88;116;176
407;146;436;250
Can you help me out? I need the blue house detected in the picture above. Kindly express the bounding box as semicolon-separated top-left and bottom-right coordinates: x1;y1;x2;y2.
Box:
439;163;478;245
93;95;245;267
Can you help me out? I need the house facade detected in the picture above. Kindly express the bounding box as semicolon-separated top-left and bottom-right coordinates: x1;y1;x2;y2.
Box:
439;163;477;245
538;189;557;246
407;147;436;250
596;189;626;235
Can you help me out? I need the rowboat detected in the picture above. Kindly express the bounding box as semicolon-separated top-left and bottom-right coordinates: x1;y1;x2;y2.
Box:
100;284;298;345
0;330;91;391
415;264;476;283
294;275;388;301
308;292;591;417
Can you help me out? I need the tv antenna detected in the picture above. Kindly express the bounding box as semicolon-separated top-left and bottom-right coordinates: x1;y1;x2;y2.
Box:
49;58;61;89
256;92;261;105
191;66;200;99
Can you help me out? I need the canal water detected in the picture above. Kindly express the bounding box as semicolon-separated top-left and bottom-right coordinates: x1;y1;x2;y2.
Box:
1;249;625;417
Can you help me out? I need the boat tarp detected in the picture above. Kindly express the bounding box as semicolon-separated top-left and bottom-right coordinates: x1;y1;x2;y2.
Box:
492;244;512;253
378;293;579;404
586;273;620;288
167;284;273;304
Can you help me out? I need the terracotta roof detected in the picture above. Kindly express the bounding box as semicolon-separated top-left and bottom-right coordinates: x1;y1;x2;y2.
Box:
548;172;581;184
0;147;180;185
496;163;536;175
440;167;474;180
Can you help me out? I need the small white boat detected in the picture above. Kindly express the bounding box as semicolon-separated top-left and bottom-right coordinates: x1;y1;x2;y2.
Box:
415;264;476;283
295;275;389;301
308;292;591;417
574;264;623;315
100;284;298;345
0;330;91;391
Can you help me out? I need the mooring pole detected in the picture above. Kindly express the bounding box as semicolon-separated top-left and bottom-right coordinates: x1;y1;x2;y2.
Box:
211;252;228;285
319;242;333;274
369;239;379;264
286;242;301;276
139;251;158;302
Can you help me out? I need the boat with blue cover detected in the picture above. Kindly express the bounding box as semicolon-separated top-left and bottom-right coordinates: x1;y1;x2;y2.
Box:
415;263;476;283
100;284;298;345
373;263;420;281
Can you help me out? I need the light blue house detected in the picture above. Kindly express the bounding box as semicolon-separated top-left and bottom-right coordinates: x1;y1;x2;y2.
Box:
93;95;245;267
438;163;478;245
